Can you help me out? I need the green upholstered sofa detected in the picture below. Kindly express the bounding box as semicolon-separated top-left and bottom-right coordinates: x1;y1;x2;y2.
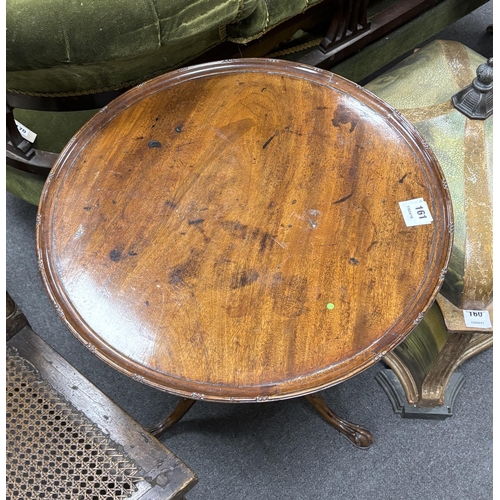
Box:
6;0;325;204
7;0;327;97
6;0;332;204
6;0;488;205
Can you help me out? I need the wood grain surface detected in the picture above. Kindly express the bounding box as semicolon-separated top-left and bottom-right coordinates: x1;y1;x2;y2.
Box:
36;59;453;401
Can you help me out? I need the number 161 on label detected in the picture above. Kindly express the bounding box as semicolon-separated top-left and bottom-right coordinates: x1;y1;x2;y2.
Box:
399;198;433;227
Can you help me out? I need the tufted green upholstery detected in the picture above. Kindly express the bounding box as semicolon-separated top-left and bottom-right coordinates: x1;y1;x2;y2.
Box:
6;0;327;96
6;0;258;95
227;0;324;43
6;0;330;205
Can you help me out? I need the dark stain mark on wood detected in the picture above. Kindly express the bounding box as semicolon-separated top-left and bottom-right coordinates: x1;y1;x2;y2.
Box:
350;257;359;265
128;251;138;256
332;104;360;132
332;192;353;204
175;124;184;133
230;270;260;289
220;220;248;238
169;251;201;287
220;220;277;252
169;268;186;286
292;200;297;204
83;206;91;211
399;173;409;183
109;247;124;262
259;233;273;253
263;132;278;149
164;200;177;210
189;219;210;243
148;140;162;148
112;200;117;204
145;300;150;307
283;125;303;137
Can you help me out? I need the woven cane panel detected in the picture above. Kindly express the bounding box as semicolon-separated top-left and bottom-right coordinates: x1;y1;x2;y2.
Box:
6;348;143;500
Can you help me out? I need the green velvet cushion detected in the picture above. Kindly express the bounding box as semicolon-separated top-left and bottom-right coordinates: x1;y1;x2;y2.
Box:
6;0;327;94
6;0;258;95
227;0;324;43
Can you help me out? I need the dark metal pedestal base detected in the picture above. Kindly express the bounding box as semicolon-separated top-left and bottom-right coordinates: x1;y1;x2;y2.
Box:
375;369;465;420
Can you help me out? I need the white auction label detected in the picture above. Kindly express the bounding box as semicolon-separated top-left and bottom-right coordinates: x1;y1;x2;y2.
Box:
399;197;433;226
463;310;492;328
15;120;37;143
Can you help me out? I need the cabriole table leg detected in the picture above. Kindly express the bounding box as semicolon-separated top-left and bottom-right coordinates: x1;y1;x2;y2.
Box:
305;393;374;449
147;397;197;437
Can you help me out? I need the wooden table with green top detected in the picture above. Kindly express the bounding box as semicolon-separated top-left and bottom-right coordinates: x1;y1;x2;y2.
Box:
35;59;453;448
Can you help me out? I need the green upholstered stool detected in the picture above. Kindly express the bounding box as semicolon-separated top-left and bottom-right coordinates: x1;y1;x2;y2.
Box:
366;40;493;418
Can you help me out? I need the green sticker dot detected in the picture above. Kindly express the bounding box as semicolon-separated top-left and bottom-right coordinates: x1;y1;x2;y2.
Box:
326;303;334;310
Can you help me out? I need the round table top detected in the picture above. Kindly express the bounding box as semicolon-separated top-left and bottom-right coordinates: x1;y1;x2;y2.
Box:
37;59;453;402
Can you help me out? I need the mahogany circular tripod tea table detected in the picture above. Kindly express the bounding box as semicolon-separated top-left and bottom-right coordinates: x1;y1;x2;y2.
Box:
37;59;453;449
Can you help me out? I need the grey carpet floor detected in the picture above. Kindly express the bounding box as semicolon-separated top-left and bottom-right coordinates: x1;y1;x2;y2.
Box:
5;3;493;499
